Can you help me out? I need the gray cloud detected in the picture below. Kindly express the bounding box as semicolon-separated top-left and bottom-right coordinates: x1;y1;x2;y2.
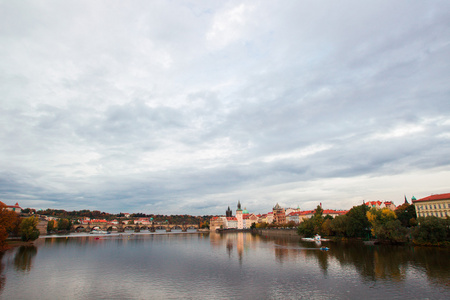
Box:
1;1;450;215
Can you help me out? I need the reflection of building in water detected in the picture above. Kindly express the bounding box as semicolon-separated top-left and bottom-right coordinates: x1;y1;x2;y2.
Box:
413;193;450;218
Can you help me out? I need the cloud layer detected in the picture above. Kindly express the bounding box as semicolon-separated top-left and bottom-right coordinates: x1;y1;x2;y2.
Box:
1;1;450;214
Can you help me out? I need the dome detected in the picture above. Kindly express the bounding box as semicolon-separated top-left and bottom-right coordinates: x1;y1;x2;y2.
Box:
243;208;249;214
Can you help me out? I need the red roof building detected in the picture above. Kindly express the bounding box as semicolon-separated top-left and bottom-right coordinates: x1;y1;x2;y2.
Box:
413;193;450;218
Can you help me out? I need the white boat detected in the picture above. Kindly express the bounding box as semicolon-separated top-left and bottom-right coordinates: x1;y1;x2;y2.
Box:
302;234;330;242
90;230;107;234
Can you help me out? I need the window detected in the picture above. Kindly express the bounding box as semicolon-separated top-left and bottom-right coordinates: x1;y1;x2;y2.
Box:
434;204;437;209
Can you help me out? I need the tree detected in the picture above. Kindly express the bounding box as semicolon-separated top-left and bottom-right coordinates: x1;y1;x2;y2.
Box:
329;215;349;237
47;220;56;232
297;218;315;237
345;204;370;238
0;205;19;251
412;217;449;245
367;208;406;242
394;203;417;227
298;205;327;237
19;216;40;242
255;222;268;229
57;218;72;231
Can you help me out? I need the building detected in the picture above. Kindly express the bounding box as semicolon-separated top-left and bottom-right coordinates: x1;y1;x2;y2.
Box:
286;211;302;224
226;206;233;217
364;201;396;210
322;209;348;218
272;203;286;224
244;213;258;228
226;217;237;228
236;201;244;229
0;201;22;214
210;216;226;231
413;193;450;218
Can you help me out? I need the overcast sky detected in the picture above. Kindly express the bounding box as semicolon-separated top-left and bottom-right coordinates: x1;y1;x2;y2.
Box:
1;1;449;215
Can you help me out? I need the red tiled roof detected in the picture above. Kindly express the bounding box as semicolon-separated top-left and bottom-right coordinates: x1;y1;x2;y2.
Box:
226;217;237;221
365;201;382;206
413;193;450;203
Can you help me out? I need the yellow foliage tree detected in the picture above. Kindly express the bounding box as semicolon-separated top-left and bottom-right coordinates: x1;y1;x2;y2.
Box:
366;208;405;242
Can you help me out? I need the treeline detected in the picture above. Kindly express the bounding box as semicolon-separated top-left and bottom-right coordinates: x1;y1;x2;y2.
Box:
297;203;450;245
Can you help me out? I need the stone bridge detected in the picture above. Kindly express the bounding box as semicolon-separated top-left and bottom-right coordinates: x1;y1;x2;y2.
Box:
73;223;199;233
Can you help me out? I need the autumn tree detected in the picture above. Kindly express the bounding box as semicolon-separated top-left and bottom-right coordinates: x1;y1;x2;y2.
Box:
366;208;406;242
19;216;40;242
47;220;57;232
0;205;19;251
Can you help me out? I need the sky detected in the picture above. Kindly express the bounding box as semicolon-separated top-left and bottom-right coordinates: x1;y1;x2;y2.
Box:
1;1;450;215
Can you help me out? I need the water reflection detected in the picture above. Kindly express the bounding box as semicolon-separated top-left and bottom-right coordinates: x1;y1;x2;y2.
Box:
14;246;37;273
213;232;450;286
0;252;5;294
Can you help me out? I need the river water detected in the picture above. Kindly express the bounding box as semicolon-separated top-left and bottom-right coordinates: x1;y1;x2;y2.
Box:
1;231;449;299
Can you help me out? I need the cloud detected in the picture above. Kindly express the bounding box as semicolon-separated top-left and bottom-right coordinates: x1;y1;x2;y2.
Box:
1;1;450;215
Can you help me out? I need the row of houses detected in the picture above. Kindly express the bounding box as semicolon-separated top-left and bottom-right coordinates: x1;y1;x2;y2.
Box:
210;202;347;231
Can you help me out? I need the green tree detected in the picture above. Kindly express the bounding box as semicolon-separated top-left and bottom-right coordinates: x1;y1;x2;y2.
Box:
329;214;349;237
395;203;417;227
47;220;56;232
297;205;326;237
297;217;315;237
19;216;40;242
255;222;268;229
412;217;449;245
345;204;370;238
57;218;72;231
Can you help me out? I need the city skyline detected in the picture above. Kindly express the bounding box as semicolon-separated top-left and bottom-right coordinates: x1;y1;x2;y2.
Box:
1;1;450;215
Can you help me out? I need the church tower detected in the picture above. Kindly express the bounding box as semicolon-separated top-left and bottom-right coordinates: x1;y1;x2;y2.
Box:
226;206;233;217
236;201;243;229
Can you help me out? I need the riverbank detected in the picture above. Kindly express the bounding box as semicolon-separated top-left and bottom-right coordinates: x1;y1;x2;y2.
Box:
256;228;301;240
5;239;35;249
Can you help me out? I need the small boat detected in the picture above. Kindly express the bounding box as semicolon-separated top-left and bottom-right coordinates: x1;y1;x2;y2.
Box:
90;230;107;234
302;234;330;242
320;247;330;251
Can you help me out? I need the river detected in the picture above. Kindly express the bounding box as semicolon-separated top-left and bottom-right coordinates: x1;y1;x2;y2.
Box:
1;231;449;299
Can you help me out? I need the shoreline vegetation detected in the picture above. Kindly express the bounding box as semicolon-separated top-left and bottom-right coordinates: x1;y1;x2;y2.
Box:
5;239;35;249
259;228;450;247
